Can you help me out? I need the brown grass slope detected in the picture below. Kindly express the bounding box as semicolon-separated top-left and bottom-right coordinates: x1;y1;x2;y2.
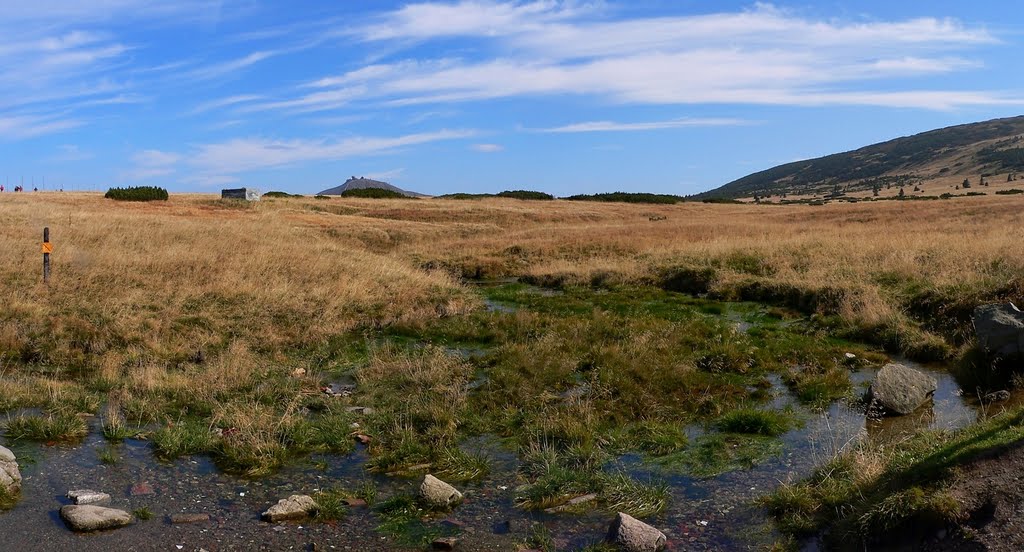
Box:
700;115;1024;200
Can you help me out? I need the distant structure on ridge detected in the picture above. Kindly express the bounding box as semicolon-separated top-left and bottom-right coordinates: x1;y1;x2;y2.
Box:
317;176;426;198
221;187;260;201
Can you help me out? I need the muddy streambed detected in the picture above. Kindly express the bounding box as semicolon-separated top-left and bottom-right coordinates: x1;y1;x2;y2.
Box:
0;359;1005;551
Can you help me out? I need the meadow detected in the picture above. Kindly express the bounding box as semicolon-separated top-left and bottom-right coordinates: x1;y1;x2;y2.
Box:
2;191;1024;549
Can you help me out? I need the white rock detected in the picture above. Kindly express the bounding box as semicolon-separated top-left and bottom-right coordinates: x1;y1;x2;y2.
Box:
60;505;133;531
0;445;21;494
419;474;463;508
67;489;112;505
261;495;319;522
607;512;667;552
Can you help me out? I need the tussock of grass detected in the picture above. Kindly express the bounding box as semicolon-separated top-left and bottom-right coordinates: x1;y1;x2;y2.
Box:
514;443;668;516
373;494;458;547
658;433;783;478
716;408;794;437
4;414;88;442
152;419;217;459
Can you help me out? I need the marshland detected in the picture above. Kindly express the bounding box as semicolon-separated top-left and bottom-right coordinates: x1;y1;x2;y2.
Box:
2;191;1024;550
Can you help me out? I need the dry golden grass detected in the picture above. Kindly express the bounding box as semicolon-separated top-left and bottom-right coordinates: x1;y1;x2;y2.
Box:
2;191;1023;371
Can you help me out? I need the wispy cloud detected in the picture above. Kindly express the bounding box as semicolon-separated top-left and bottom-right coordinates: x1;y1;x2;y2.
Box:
52;144;93;161
471;143;504;152
537;117;751;133
0;114;81;139
190;94;264;115
246;2;1013;111
188;129;476;175
187;51;278;81
124;148;181;180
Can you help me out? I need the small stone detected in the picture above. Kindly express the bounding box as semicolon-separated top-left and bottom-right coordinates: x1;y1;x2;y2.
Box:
607;512;667;552
845;352;857;360
60;505;133;532
420;474;463;509
67;489;111;506
262;495;319;522
130;481;155;496
431;536;459;550
170;513;210;524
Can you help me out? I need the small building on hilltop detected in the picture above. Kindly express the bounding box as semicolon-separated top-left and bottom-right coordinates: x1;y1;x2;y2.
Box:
221;188;260;201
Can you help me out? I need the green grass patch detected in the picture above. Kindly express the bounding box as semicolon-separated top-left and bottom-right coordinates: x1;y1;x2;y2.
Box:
715;408;795;437
4;414;88;442
152;419;218;459
374;494;458;547
658;433;783;478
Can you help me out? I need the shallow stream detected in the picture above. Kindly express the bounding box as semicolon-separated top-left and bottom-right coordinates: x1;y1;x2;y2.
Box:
0;291;1013;551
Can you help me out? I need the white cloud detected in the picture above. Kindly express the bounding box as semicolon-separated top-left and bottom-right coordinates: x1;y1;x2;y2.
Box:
364;168;406;181
189;129;475;174
187;51;278;81
190;94;264;115
53;144;93;161
0;114;81;139
124;149;181;180
249;2;1013;111
538;118;751;133
471;143;504;152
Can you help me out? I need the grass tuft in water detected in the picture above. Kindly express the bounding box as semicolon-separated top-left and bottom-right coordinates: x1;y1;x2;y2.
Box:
658;432;783;478
715;407;795;437
4;414;88;442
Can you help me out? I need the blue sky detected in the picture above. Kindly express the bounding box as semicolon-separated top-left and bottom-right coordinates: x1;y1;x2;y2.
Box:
3;1;1024;196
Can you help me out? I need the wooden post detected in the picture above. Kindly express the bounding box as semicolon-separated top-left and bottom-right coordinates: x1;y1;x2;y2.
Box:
42;227;51;284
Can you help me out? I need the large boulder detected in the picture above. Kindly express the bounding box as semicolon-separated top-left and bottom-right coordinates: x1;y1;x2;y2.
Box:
607;512;667;552
60;505;133;531
974;303;1024;359
0;445;21;495
867;363;937;416
261;495;318;522
420;474;463;509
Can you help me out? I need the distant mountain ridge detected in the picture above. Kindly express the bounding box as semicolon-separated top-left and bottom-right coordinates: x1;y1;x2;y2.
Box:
699;115;1024;199
317;177;426;197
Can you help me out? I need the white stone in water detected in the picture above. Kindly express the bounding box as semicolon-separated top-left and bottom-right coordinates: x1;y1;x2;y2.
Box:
419;474;463;508
607;512;667;552
60;505;133;531
261;495;319;522
0;445;21;494
67;489;112;506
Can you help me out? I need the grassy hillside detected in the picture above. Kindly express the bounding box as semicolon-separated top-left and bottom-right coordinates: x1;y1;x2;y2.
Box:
700;115;1024;200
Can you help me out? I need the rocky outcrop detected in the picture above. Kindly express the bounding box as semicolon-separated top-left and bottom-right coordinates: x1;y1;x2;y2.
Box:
420;474;463;509
66;489;111;506
974;303;1024;360
607;512;667;552
867;363;937;416
60;505;133;531
0;445;21;495
261;495;319;522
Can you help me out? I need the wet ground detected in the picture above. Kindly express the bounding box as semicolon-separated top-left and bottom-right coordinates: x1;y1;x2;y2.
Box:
0;358;1003;552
